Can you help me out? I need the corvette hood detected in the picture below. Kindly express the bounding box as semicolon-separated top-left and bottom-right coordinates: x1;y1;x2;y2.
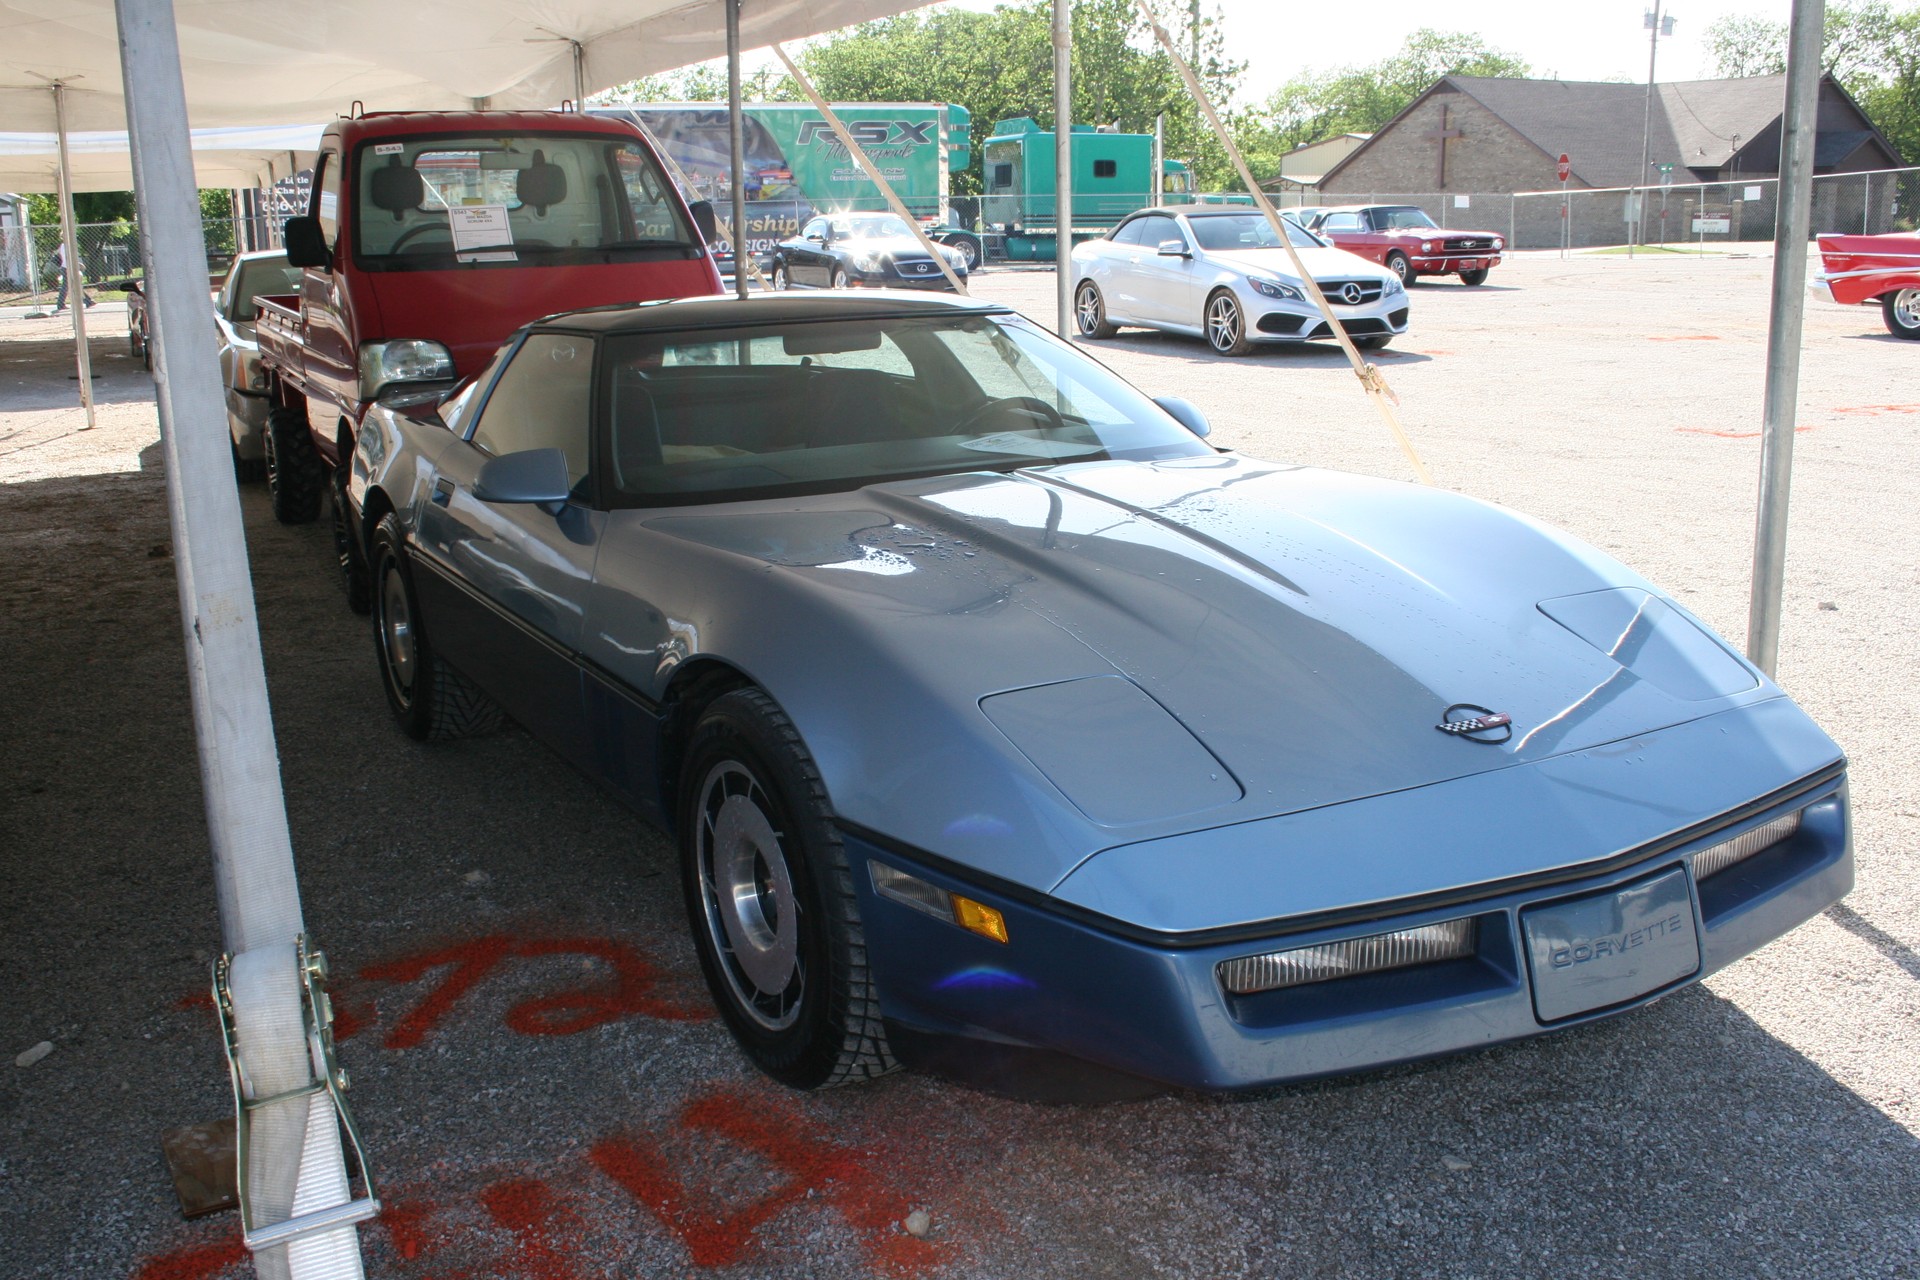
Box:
653;455;1771;861
1206;245;1393;283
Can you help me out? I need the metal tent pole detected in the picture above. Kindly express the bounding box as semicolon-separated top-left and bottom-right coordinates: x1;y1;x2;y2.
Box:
50;83;96;431
1053;0;1072;337
112;1;371;1276
1747;0;1826;676
726;0;749;300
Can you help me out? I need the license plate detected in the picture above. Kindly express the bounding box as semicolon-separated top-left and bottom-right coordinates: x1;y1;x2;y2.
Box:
1522;867;1700;1022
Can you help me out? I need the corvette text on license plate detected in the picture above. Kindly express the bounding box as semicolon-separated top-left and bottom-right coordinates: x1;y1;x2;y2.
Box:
1521;867;1701;1022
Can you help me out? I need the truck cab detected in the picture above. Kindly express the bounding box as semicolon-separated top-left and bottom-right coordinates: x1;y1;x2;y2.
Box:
256;108;720;572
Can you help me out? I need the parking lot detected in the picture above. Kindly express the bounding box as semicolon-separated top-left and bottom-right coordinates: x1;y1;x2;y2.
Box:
2;249;1916;1278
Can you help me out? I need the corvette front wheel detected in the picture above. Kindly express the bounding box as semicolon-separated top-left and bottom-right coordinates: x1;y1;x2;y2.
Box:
680;688;896;1090
1884;288;1920;339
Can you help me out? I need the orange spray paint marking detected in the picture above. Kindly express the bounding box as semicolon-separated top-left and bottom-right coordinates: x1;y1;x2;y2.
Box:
480;1178;589;1280
360;935;709;1050
592;1086;943;1274
1675;426;1814;439
1832;403;1920;415
132;1236;247;1280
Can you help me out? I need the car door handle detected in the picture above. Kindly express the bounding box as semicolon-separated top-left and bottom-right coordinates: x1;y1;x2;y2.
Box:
432;478;455;506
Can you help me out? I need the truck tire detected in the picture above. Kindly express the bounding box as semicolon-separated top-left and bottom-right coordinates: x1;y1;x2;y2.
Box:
371;514;503;741
949;234;982;271
264;405;324;525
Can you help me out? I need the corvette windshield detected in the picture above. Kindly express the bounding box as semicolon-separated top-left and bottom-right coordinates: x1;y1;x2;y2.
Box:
1375;206;1440;230
1187;214;1324;251
601;312;1212;504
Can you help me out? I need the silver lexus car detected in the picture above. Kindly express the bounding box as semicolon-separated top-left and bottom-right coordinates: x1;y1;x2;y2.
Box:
1070;208;1407;356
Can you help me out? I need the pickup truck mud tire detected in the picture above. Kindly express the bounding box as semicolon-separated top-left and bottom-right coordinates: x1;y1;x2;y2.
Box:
1458;268;1490;287
1883;288;1920;339
264;405;324;525
371;514;503;741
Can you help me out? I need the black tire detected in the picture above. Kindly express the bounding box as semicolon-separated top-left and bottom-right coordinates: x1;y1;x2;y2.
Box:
831;267;850;290
679;687;895;1091
231;436;265;483
369;514;502;741
952;235;981;270
264;404;324;525
331;464;371;614
1354;334;1393;351
771;262;790;291
1883;288;1920;339
1075;280;1119;338
1385;252;1412;286
1205;289;1255;356
1458;267;1490;287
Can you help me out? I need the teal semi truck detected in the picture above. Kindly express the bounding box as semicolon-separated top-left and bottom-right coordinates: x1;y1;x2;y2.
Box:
981;118;1242;260
590;102;982;267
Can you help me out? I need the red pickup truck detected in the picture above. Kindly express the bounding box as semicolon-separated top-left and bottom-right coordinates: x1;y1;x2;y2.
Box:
1304;204;1505;287
255;107;720;606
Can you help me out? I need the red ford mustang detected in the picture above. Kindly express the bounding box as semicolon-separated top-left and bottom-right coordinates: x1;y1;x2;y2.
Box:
1815;232;1920;339
1306;204;1505;287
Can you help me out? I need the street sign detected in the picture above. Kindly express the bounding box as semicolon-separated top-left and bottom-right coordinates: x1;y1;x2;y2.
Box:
1557;153;1570;182
1657;162;1675;190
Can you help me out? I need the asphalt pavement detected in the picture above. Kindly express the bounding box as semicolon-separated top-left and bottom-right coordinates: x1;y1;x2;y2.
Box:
1;250;1915;1279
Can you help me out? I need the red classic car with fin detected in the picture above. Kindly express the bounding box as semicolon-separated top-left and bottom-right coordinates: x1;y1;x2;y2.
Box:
1305;204;1505;287
1815;232;1920;339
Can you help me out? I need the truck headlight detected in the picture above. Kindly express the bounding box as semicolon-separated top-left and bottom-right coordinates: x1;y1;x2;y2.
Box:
1248;277;1302;300
360;339;454;404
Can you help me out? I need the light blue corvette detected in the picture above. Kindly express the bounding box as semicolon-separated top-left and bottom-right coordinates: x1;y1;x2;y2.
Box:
347;291;1849;1097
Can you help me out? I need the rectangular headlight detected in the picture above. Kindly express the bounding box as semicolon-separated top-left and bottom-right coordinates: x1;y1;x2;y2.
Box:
1218;918;1477;996
1691;810;1802;882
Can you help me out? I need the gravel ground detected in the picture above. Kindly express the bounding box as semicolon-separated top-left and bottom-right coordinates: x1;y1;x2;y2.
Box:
1;254;1916;1280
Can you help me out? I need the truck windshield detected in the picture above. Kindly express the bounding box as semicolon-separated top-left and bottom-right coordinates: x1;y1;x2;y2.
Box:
353;132;693;267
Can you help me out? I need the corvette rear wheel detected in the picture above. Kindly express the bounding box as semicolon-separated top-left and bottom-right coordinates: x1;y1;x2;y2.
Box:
1205;289;1255;356
1884;288;1920;339
680;687;895;1090
370;514;502;741
1075;280;1118;338
1459;268;1490;286
1385;251;1412;287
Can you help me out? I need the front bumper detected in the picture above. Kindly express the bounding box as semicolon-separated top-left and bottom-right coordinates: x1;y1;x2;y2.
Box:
1247;291;1409;344
850;772;1849;1094
848;265;966;292
1412;252;1504;276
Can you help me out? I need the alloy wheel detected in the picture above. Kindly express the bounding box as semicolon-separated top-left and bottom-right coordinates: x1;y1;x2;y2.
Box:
1207;294;1241;352
695;760;804;1031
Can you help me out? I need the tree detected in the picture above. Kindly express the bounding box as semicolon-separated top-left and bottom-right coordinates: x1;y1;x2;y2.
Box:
1703;0;1920;166
1234;29;1531;178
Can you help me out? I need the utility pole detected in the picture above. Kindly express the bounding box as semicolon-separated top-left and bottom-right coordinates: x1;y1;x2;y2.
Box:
1634;2;1676;257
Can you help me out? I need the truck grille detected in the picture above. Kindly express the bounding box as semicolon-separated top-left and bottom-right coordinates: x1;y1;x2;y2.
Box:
1443;237;1491;253
1315;279;1383;305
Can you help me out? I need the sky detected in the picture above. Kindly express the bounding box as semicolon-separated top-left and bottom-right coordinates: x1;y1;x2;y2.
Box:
923;0;1801;106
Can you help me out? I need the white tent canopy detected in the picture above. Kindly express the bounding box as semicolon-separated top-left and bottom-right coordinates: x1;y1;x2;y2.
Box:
0;123;319;192
0;0;925;132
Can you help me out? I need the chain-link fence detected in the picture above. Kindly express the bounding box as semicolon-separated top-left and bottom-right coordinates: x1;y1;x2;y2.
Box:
0;217;244;309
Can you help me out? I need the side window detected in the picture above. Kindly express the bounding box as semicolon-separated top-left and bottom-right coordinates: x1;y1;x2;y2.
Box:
1109;220;1145;246
314;151;343;246
801;218;827;240
1092;159;1117;179
441;343;516;438
1137;215;1181;248
1322;213;1362;233
990;163;1014;189
469;333;596;488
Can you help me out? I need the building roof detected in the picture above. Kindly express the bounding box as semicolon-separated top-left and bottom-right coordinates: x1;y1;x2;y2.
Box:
1321;73;1903;190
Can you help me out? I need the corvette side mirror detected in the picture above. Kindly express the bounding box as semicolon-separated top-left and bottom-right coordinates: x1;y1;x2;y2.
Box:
1153;396;1211;438
473;447;572;515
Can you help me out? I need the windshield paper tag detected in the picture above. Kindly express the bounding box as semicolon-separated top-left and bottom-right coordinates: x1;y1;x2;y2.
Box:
450;205;516;263
959;433;1084;459
373;142;405;156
